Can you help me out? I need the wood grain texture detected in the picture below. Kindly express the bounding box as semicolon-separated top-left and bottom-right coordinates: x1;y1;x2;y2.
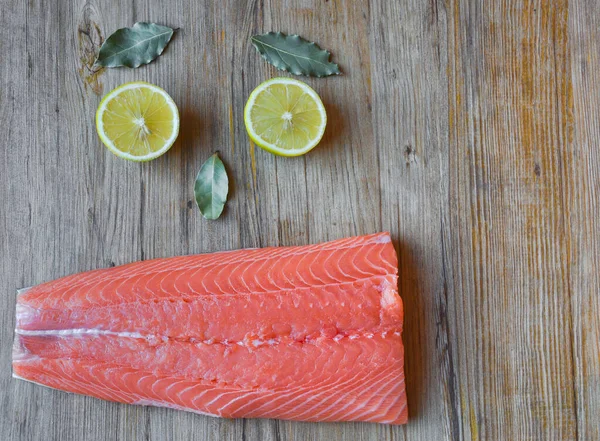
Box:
568;1;600;440
446;1;577;439
1;0;598;440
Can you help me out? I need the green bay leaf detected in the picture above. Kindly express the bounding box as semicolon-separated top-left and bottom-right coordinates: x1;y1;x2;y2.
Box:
251;32;341;77
96;22;174;68
194;153;229;220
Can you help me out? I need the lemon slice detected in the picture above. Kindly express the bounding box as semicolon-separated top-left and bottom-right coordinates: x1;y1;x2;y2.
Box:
96;81;179;161
244;78;327;156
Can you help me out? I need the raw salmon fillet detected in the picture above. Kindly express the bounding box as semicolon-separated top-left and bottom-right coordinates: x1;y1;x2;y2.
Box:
13;232;407;424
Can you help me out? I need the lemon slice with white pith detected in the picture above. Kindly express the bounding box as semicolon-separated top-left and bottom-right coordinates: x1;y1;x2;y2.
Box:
96;81;179;161
244;78;327;156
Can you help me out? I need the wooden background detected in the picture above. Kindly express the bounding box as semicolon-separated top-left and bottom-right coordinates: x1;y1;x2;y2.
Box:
1;0;599;440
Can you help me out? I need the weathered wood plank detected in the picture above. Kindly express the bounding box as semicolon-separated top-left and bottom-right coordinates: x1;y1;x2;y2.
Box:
0;0;28;437
568;1;600;440
446;1;577;439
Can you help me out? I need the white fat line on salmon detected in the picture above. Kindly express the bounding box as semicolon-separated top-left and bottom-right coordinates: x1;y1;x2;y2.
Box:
15;328;147;339
14;328;403;346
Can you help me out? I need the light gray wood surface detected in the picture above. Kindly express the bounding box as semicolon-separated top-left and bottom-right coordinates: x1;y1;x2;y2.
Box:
1;1;599;440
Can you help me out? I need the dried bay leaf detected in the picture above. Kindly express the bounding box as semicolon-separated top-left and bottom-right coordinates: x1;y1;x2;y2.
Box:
96;22;174;68
251;32;341;77
194;153;229;220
